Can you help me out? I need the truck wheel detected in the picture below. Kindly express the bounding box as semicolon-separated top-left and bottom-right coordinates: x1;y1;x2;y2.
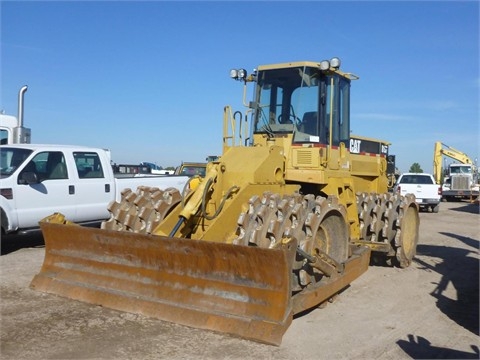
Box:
432;204;439;213
0;208;7;235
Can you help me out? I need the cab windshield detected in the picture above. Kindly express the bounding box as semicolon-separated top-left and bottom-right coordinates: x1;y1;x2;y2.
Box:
450;166;472;174
0;147;33;177
252;65;351;146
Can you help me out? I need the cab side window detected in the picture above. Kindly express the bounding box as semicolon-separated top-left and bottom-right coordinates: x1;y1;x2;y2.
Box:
74;152;105;179
19;151;68;183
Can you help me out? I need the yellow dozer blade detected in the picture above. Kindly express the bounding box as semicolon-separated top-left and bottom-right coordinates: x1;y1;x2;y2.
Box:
30;221;294;345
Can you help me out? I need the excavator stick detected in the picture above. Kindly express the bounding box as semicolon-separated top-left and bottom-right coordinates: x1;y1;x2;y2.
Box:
30;221;295;345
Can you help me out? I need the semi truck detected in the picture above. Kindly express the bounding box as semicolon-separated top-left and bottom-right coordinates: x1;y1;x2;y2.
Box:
433;142;479;201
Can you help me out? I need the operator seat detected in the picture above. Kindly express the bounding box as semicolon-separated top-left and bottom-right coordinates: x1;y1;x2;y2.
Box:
300;112;318;135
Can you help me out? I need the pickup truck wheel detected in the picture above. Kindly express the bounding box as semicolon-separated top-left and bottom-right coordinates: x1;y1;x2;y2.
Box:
432;204;440;213
0;208;7;234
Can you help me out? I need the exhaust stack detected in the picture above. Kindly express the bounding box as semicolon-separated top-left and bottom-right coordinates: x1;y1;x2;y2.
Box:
13;85;31;143
17;85;28;127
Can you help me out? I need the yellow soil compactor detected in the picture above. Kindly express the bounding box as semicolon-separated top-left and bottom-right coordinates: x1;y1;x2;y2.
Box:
31;58;419;345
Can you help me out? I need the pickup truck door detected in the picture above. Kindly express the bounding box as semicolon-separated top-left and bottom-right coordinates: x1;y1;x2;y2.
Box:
71;151;111;222
15;151;76;228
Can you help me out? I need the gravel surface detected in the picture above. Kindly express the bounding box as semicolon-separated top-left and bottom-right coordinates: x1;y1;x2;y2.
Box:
1;201;479;359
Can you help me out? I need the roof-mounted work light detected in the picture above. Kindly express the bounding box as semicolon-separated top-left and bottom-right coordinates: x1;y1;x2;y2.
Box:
319;60;330;71
230;68;247;81
320;57;342;71
330;57;341;69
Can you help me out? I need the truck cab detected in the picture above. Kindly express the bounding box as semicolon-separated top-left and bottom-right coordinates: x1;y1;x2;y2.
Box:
0;114;31;145
442;163;479;201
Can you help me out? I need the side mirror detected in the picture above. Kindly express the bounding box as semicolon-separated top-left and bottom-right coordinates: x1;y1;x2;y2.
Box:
19;171;39;185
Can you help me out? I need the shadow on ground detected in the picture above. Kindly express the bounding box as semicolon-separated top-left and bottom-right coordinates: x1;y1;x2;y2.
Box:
397;334;479;359
1;232;45;255
416;231;479;336
448;202;480;214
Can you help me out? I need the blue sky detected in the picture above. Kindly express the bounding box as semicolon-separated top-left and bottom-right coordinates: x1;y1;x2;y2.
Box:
1;1;479;173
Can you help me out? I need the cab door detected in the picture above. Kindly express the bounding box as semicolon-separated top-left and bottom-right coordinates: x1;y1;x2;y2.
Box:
71;151;111;222
15;150;76;228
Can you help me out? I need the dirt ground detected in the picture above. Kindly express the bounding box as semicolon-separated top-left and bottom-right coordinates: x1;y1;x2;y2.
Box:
1;201;479;359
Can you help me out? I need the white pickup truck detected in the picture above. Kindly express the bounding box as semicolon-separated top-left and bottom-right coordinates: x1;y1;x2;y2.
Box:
0;144;189;235
393;173;442;213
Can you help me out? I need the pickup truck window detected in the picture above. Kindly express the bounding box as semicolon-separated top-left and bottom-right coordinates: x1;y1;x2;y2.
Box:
19;151;68;183
399;175;434;185
74;152;105;179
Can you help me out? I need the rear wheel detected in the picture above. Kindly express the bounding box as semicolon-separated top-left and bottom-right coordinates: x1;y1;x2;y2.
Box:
394;195;420;268
355;192;419;268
